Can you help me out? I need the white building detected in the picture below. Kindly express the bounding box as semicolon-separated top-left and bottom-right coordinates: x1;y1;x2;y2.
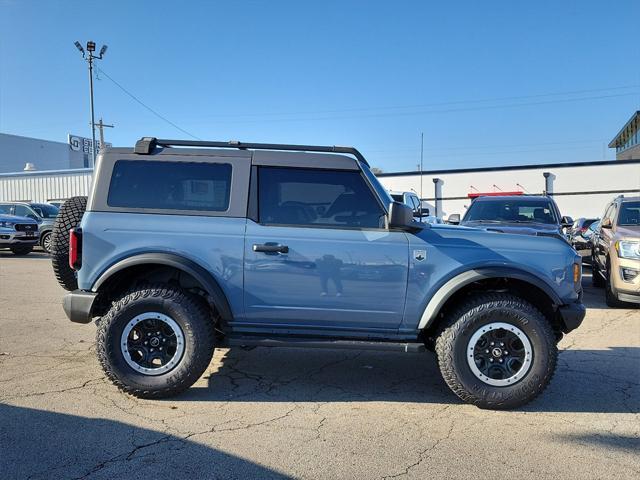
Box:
0;168;93;203
377;158;640;220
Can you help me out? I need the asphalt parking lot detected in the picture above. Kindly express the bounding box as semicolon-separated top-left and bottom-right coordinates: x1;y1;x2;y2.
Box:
0;253;638;479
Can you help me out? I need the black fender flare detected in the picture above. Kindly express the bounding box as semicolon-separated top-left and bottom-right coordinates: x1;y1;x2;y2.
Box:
417;267;562;329
92;252;234;324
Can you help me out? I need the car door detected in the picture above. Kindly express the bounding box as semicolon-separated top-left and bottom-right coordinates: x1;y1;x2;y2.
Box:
242;165;409;332
13;204;39;222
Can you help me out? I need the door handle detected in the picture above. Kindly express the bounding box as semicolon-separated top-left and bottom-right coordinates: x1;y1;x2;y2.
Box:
253;243;289;254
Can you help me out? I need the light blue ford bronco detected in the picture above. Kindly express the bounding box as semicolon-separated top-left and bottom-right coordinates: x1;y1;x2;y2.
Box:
52;137;585;409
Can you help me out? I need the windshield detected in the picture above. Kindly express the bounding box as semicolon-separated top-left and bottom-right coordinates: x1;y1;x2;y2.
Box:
464;199;558;225
618;201;640;226
391;194;403;202
360;164;393;210
30;203;59;218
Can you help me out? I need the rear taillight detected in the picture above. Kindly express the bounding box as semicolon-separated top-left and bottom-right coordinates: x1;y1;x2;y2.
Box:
69;228;82;270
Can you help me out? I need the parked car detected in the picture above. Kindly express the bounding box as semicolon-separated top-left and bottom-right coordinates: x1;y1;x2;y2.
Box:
0;214;39;255
0;202;59;253
390;191;426;217
569;217;600;259
591;196;639;307
447;195;573;241
52;137;585;410
390;190;443;225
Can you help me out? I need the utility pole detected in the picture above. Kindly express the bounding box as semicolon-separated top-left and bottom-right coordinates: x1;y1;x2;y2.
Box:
74;40;108;167
96;118;114;153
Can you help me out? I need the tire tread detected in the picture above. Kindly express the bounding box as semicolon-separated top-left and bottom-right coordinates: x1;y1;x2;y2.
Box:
435;292;558;410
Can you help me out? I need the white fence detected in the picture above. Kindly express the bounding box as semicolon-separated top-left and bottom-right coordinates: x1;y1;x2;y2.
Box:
0;169;94;203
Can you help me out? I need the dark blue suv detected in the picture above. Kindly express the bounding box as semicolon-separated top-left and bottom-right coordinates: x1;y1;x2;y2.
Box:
448;195;573;241
51;138;585;410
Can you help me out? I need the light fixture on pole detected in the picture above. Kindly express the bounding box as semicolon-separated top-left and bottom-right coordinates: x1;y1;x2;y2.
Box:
74;40;108;167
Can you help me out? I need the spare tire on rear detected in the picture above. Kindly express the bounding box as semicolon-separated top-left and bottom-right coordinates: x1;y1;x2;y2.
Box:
50;196;87;291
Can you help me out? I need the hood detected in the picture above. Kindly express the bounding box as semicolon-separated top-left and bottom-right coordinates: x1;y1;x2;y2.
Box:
416;221;576;259
461;220;561;237
0;214;38;224
616;225;640;240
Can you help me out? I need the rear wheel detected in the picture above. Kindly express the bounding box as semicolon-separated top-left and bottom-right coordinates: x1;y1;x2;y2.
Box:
96;284;216;398
10;245;33;255
50;196;87;291
435;293;557;410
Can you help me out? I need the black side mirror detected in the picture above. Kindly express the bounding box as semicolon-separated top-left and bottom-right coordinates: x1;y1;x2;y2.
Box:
601;218;612;229
448;214;461;225
389;202;415;230
561;216;574;228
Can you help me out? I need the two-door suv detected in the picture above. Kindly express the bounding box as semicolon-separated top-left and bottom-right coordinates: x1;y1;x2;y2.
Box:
52;138;585;409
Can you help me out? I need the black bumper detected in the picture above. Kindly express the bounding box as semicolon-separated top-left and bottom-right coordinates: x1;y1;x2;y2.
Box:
63;290;98;324
557;302;586;333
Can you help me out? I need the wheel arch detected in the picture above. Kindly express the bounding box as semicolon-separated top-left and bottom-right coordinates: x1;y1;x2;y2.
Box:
92;252;233;325
419;267;562;332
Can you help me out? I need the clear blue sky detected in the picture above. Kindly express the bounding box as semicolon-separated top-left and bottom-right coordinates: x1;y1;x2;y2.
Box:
1;0;639;172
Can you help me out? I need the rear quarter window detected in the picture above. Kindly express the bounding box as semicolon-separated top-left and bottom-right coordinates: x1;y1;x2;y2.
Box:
107;160;232;212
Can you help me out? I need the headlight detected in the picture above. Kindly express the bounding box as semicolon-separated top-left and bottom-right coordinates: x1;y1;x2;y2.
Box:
616;240;640;260
0;221;15;228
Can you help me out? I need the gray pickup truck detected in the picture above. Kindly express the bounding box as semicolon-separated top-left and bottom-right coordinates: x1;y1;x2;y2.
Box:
51;137;585;409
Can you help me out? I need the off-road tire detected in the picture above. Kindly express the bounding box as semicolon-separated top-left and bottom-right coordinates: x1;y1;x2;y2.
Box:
435;293;557;410
50;196;87;291
10;245;33;255
591;255;605;287
96;284;216;399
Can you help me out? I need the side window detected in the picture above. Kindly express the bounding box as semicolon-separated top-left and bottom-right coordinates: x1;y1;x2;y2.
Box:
107;160;232;212
258;167;385;229
602;204;613;221
0;204;13;214
14;205;35;219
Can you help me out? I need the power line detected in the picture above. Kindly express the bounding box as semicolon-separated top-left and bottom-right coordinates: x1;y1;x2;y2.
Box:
95;66;201;140
181;91;639;126
185;84;640;122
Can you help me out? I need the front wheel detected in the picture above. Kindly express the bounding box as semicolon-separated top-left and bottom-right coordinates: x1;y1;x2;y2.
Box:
40;231;52;254
605;262;628;308
96;285;216;399
435;293;557;410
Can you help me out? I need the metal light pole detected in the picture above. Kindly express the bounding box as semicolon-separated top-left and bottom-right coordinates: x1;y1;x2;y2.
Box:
74;40;108;167
419;132;424;206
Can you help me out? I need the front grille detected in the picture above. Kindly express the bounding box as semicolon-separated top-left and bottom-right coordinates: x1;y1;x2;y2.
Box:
15;223;37;232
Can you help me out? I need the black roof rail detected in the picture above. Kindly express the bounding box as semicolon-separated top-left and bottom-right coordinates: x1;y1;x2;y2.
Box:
134;137;370;166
